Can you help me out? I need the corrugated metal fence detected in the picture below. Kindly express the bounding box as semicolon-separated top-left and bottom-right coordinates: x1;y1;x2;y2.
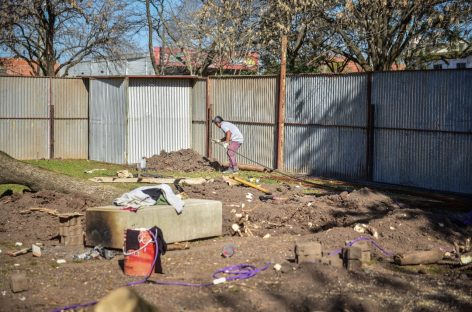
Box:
0;77;88;159
209;76;278;168
1;71;471;194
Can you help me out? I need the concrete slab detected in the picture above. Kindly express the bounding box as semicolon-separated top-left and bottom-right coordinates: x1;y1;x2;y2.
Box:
85;199;222;249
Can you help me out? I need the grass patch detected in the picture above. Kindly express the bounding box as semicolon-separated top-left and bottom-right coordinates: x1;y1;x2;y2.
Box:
0;184;29;195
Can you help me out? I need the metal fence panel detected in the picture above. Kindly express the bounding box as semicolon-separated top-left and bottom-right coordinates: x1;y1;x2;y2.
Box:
192;80;207;156
284;125;366;177
374;129;472;193
284;75;368;177
373;70;472;193
89;78;127;164
127;78;192;164
0;77;49;159
210;77;277;167
373;70;472;132
52;79;88;158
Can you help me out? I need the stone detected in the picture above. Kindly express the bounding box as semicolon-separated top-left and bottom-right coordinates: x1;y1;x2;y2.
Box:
32;244;41;257
342;247;362;260
297;254;322;264
94;287;157;312
295;241;322;256
10;271;28;293
86;199;222;248
328;256;344;268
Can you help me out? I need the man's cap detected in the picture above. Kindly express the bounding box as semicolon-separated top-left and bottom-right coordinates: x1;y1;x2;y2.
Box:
212;116;224;123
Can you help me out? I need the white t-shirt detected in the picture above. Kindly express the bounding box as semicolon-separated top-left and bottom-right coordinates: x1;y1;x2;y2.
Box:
220;121;244;143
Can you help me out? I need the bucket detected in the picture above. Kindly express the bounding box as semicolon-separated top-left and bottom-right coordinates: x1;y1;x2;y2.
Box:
123;228;156;276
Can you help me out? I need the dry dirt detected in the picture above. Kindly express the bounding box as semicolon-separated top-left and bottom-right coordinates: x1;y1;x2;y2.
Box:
146;149;218;172
1;174;471;311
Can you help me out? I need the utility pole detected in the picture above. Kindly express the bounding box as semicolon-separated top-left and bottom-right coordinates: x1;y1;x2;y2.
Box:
276;35;287;170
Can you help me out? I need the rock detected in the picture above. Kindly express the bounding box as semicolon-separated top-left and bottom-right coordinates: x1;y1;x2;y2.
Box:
32;244;41;257
263;234;271;239
56;259;66;264
273;263;282;271
10;271;28;293
94;287;158;312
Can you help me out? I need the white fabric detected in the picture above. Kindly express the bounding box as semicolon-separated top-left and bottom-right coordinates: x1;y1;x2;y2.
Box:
220;121;244;143
113;184;184;214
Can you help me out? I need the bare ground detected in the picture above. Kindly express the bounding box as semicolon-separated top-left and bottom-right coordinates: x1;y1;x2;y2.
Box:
0;176;471;312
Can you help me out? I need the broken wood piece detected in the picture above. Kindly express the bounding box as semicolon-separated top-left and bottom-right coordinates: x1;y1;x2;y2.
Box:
222;176;241;186
394;249;444;265
167;242;190;251
231;176;271;194
89;177;210;185
8;248;32;257
19;207;59;216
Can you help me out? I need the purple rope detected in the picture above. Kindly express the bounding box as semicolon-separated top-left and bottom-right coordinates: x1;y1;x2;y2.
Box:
329;236;394;257
52;229;270;311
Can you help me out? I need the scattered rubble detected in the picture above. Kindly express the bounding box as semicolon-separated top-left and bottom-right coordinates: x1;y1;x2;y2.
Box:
146;149;217;172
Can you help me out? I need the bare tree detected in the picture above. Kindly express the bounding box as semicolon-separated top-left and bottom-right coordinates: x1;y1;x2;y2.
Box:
0;0;137;76
321;0;472;71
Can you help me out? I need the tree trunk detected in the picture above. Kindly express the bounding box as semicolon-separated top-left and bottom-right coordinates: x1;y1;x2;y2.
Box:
0;151;123;204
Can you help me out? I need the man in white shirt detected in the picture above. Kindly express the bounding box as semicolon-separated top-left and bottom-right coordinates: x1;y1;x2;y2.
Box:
212;116;244;173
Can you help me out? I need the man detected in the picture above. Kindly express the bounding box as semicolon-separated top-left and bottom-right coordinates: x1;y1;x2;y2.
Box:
212;116;244;173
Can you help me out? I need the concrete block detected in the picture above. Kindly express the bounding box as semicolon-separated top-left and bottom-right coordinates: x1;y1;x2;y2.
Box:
10;271;28;293
328;256;344;268
86;199;222;249
342;247;362;260
295;241;322;256
297;254;322;264
345;259;362;271
60;225;83;237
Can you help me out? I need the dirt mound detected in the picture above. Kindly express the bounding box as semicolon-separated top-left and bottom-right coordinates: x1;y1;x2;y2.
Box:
0;190;96;244
146;149;217;172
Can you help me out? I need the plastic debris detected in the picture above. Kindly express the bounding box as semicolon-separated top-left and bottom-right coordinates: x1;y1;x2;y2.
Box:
15;242;23;247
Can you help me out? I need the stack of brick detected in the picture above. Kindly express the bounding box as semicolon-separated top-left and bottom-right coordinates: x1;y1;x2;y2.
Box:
295;241;322;264
342;240;372;271
59;215;84;246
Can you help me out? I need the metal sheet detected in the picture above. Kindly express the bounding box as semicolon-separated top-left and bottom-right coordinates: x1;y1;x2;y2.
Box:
286;75;368;126
211;123;276;168
127;78;192;163
374;129;472;194
284;125;366;177
211;77;278;123
89;78;127;164
0;76;49;118
52;78;88;118
372;70;472;132
0;120;49;159
191;80;207;155
54;120;88;158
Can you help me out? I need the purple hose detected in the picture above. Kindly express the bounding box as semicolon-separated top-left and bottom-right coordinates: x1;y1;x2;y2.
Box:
329;236;394;257
52;229;270;311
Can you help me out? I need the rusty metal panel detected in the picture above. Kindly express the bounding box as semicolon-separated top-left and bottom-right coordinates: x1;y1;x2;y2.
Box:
210;77;277;167
372;70;472;194
284;125;366;177
0;77;49;159
89;78;127;164
211;123;276;169
283;75;368;177
0;120;49;159
286;75;368;126
211;77;278;123
52;78;88;159
374;129;472;194
192;80;207;155
127;78;192;164
373;70;472;132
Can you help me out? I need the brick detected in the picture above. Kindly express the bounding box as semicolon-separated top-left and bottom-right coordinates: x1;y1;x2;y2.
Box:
10;271;28;293
342;247;362;260
61;234;83;246
345;259;362;271
361;251;371;263
295;241;322;257
296;254;322;264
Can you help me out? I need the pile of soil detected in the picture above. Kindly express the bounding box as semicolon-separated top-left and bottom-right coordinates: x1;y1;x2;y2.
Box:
146;149;217;172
